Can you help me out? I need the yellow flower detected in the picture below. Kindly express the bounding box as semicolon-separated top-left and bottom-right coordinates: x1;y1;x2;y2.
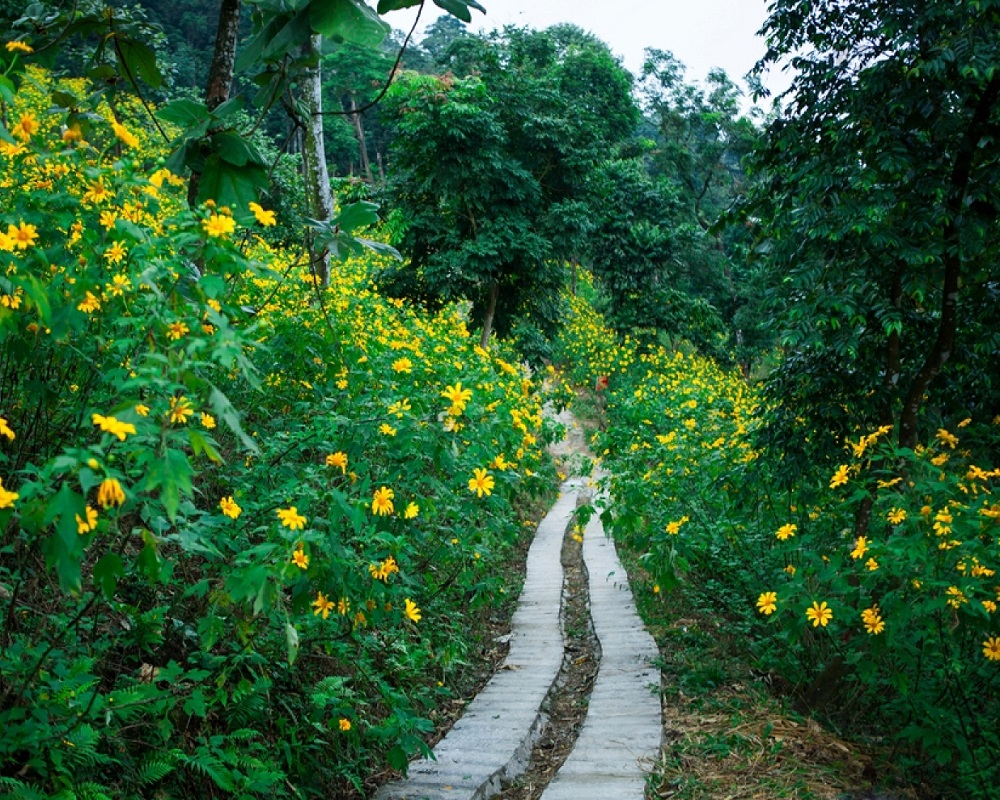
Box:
982;600;997;614
337;597;350;615
291;548;309;569
369;556;399;582
104;241;127;264
805;600;833;628
312;592;335;620
0;417;15;441
784;564;796;576
338;718;352;731
166;321;189;341
0;477;18;509
865;558;879;571
135;404;149;417
96;478;125;508
775;523;797;541
203;213;236;238
935;428;959;449
490;453;509;471
77;291;102;314
862;607;885;635
168;396;194;425
11;112;38;141
7;222;38;250
442;382;472;412
277;507;307;530
468;467;495;498
379;423;397;436
404;502;419;519
850;536;869;560
372;486;395;516
945;586;967;608
887;508;907;525
76;505;98;534
829;464;850;489
200;413;216;429
325;451;348;473
111;121;140;148
92;413;137;442
982;637;1000;661
5;40;33;54
392;357;413;374
404;598;421;623
756;591;777;615
219;496;241;519
248;202;277;227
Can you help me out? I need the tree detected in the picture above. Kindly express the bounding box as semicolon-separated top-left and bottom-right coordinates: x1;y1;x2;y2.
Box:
742;0;1000;477
381;73;551;349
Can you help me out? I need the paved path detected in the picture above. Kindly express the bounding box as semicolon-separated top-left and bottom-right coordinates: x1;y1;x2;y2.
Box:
375;412;661;799
374;484;580;800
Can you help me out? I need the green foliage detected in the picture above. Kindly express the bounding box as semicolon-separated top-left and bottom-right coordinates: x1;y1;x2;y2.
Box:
0;69;557;798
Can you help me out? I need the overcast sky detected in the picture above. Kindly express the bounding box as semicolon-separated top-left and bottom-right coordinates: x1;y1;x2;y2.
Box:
385;0;787;108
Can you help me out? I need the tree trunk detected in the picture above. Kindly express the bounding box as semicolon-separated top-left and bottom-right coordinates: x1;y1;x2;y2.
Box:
188;0;241;207
480;281;499;350
301;34;335;287
350;95;373;183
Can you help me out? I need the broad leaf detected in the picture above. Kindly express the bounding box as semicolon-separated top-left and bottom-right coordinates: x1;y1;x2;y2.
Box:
310;0;389;47
432;0;485;23
114;35;163;89
196;153;270;210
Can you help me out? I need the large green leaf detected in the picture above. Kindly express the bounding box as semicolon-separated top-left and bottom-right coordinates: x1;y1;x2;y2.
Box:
212;131;264;167
310;0;389;46
432;0;485;23
262;8;312;60
113;35;163;89
157;99;211;138
196;153;270;210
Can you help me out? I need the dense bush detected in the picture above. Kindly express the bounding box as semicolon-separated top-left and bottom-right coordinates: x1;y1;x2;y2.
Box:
558;288;1000;798
0;66;557;798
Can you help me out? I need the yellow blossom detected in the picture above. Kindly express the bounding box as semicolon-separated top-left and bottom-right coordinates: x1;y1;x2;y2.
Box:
312;592;335;619
291;548;309;569
111;121;140;148
775;523;797;541
91;413;136;442
168;396;194;425
5;40;33;54
338;718;351;731
0;477;17;509
756;591;777;615
468;467;495;498
96;478;125;508
203;213;236;238
404;598;421;623
0;417;15;441
404;502;419;519
805;601;833;628
76;505;98;534
277;507;307;530
372;486;395;516
248;202;277;226
219;496;241;519
326;451;348;473
829;464;850;489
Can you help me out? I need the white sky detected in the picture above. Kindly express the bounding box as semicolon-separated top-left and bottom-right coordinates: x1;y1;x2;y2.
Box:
385;0;788;109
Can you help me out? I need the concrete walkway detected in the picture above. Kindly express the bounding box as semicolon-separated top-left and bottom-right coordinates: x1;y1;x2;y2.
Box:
375;411;662;799
373;484;580;800
540;510;662;799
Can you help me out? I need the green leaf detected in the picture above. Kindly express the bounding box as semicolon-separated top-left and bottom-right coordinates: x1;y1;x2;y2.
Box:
262;8;312;60
113;35;163;89
235;16;283;73
196;154;269;211
144;449;194;522
285;622;299;665
334;200;379;232
157;99;211;138
212;131;264;168
377;0;421;10
431;0;485;23
0;76;14;106
183;689;208;718
188;429;224;464
93;553;124;598
310;0;389;46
